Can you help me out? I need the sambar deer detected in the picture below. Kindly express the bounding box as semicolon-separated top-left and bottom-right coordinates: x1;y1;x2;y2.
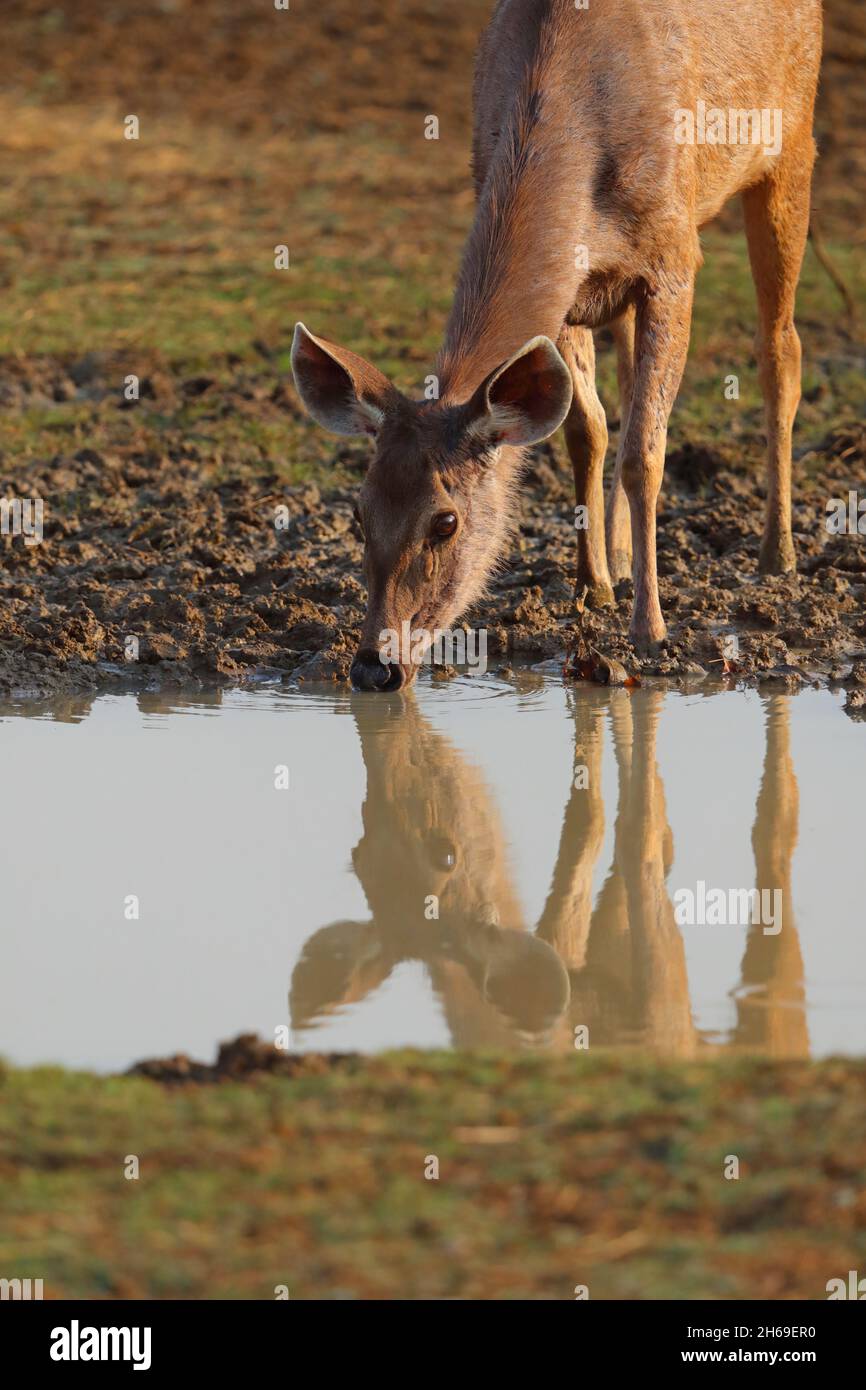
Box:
291;0;822;689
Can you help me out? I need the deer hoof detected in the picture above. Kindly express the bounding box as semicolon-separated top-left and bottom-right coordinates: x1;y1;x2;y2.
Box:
758;536;796;575
578;580;616;610
629;617;666;655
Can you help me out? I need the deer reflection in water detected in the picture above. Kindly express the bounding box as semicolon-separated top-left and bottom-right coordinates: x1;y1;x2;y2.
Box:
291;690;807;1058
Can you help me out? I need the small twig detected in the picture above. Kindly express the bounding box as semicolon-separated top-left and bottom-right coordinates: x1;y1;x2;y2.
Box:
808;218;860;331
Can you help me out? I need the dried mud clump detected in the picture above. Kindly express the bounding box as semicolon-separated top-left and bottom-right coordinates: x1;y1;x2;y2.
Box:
128;1032;359;1085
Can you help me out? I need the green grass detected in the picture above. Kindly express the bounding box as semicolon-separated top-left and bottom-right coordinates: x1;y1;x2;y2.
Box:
1;92;862;488
2;1052;865;1299
3;214;861;490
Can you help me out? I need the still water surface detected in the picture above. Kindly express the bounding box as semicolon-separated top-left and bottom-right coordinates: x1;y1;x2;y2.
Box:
1;675;863;1070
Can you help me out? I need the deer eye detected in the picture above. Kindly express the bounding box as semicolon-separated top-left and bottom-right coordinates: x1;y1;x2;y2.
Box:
431;511;458;540
427;832;457;871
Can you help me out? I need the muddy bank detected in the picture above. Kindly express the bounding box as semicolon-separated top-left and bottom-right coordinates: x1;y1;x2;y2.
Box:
127;1032;360;1086
1;371;864;710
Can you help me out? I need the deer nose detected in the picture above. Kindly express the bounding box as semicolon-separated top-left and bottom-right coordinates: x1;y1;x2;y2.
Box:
350;651;405;692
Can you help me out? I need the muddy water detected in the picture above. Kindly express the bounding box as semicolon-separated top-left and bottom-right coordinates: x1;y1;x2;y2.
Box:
1;675;864;1071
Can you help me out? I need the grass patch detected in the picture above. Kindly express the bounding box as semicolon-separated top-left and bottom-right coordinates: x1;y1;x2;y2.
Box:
1;1052;865;1299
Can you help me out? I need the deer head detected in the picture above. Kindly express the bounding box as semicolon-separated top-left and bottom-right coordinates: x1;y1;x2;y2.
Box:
289;695;570;1046
291;324;573;690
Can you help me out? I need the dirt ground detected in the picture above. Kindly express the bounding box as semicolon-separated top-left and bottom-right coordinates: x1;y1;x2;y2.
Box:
0;0;864;703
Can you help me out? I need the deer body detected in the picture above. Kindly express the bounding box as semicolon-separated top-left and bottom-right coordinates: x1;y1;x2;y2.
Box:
293;0;822;682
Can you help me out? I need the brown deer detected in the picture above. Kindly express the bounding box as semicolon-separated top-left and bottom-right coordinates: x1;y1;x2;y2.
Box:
292;0;823;687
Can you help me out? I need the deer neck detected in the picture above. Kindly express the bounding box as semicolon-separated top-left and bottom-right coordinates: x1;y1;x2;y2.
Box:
437;104;586;403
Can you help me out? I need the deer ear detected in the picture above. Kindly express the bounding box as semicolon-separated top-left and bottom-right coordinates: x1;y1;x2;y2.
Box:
468;335;573;447
289;921;391;1029
291;323;397;437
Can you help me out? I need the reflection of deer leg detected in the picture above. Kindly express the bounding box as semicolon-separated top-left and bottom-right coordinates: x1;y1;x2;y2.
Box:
589;690;635;966
626;695;695;1054
732;696;807;1057
587;692;695;1054
536;689;608;970
557;691;633;1047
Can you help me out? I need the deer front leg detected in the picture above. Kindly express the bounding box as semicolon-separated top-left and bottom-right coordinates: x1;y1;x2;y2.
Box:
621;272;694;651
558;325;614;608
605;305;636;584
